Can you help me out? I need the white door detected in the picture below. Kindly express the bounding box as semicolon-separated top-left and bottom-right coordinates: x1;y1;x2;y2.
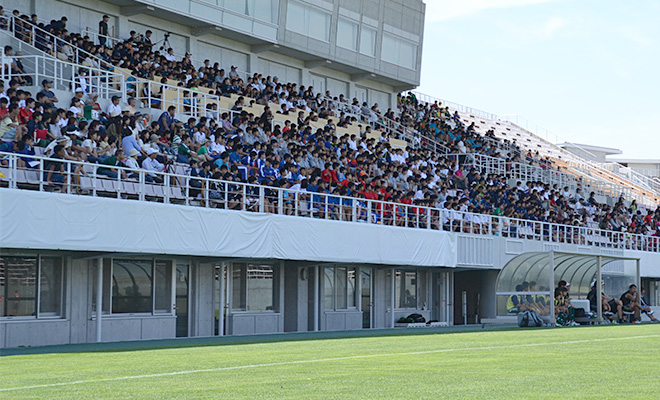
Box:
354;86;368;104
310;73;326;95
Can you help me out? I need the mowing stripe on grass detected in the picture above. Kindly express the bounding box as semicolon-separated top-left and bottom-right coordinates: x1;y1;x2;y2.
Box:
2;333;659;392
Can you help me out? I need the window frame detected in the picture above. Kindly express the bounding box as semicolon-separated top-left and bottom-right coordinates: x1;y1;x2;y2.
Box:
285;1;331;43
93;258;175;316
0;254;65;319
230;262;280;313
381;33;418;70
336;17;359;51
323;265;358;311
394;269;426;310
359;25;377;57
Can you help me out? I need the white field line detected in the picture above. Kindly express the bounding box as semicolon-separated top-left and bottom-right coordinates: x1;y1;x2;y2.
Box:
2;333;659;392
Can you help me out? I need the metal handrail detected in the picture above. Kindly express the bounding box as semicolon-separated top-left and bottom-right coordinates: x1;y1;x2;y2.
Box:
0;54;125;99
2;152;658;253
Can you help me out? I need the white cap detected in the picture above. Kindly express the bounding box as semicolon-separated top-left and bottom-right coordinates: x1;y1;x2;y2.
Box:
146;148;158;155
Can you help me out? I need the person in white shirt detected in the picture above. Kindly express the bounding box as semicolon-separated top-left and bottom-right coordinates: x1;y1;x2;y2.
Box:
142;148;165;183
209;135;226;156
164;48;176;62
69;98;83;119
107;96;122;118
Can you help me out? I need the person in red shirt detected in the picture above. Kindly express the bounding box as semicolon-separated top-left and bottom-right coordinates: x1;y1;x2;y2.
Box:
321;162;337;183
0;98;8;118
18;97;35;124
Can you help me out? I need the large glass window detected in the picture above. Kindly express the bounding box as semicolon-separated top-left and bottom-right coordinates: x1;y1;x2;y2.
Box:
220;0;280;24
359;26;377;57
286;2;331;42
395;270;426;309
231;263;278;311
92;258;174;315
112;260;153;314
381;33;417;70
247;0;279;24
154;261;173;313
337;18;358;51
324;267;334;310
1;256;64;318
1;256;37;317
39;257;63;316
324;266;357;310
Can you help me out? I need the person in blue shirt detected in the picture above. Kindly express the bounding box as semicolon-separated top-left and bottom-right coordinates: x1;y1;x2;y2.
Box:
158;105;179;134
258;159;278;183
121;131;144;157
214;151;231;170
16;135;36;168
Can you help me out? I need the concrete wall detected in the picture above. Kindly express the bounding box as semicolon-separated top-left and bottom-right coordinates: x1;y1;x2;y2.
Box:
321;310;362;330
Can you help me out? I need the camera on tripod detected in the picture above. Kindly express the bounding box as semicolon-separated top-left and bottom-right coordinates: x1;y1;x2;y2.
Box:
159;32;173;51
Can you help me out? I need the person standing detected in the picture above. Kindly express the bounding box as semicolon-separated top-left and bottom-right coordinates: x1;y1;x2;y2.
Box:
99;15;109;47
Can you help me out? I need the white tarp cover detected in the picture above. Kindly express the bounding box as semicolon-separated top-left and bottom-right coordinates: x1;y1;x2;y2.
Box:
0;189;457;267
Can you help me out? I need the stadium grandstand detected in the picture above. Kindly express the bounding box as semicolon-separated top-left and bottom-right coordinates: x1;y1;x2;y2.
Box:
0;0;659;349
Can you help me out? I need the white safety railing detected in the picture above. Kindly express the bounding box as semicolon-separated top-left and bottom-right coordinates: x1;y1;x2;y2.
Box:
5;16;114;70
446;153;507;176
0;54;125;100
2;152;659;253
406;91;500;121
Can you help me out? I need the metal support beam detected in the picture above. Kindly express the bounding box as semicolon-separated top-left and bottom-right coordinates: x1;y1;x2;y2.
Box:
191;25;223;37
96;257;103;343
390;268;396;328
218;263;225;336
596;255;602;324
119;5;154;17
549;251;555;324
313;266;319;331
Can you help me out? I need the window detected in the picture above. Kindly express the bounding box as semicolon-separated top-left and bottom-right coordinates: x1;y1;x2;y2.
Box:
247;0;279;24
381;33;417;70
324;266;357;310
221;0;280;24
154;261;173;313
1;256;64;318
359;26;377;57
395;270;426;309
92;258;174;315
39;257;63;316
286;2;331;42
337;18;358;51
231;263;278;311
112;260;153;314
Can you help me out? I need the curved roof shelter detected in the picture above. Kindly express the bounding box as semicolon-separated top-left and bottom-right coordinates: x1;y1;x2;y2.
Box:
496;251;640;322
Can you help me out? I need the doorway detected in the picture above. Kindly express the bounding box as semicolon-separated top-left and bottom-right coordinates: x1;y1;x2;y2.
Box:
310;73;326;95
354;86;368;105
361;267;373;328
432;271;450;325
175;263;190;337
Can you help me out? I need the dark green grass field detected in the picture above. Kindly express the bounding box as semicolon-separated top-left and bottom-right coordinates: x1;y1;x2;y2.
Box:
2;325;659;399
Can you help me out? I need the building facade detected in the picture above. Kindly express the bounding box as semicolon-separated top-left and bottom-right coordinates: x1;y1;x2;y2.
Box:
9;0;424;109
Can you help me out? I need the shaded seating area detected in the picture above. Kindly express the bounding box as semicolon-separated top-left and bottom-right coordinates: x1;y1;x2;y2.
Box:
493;251;640;324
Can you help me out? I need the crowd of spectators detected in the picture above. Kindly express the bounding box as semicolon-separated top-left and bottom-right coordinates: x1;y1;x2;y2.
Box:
1;9;659;243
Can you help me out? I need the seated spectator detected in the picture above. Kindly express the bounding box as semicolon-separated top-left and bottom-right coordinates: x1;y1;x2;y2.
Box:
639;288;659;322
507;284;530;314
620;284;644;323
0;104;27;141
142;147;165;183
